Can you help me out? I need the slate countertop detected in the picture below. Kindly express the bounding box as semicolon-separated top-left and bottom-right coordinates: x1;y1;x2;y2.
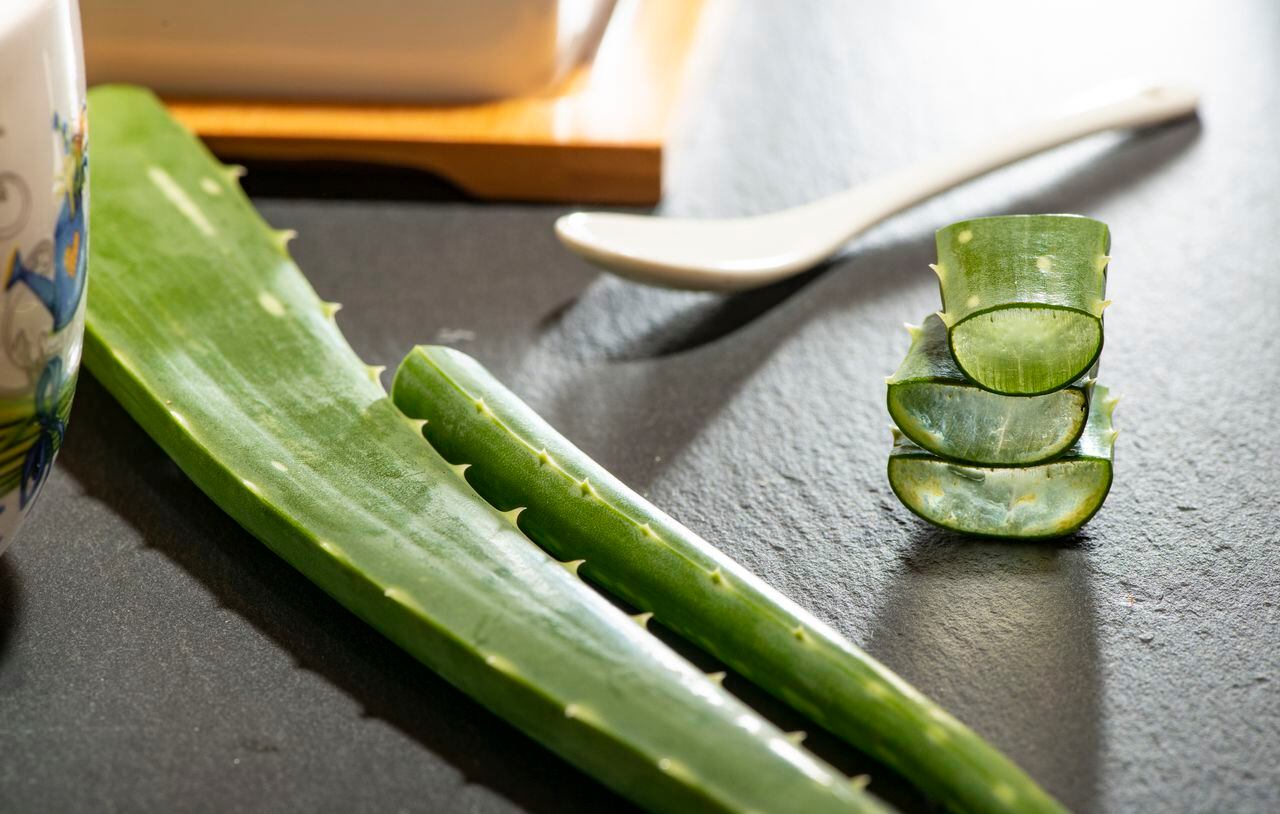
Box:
2;1;1277;812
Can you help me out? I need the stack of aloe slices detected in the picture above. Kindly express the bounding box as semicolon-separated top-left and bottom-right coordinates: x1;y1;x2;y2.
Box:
886;215;1120;538
85;86;1071;814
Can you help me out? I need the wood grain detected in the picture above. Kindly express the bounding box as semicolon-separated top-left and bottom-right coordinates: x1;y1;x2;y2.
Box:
164;0;704;203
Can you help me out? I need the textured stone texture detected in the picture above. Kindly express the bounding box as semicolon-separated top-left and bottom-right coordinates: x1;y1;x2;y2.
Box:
2;1;1278;812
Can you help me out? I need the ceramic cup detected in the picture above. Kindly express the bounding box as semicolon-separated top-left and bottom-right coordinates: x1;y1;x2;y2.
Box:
0;0;87;556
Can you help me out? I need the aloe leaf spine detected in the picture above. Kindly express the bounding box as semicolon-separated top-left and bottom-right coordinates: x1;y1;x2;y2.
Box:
887;314;1092;465
392;344;1069;814
84;85;891;814
935;215;1110;396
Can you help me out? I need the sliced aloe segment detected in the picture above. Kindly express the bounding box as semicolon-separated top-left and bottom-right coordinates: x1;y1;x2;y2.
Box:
888;386;1118;539
887;314;1091;465
935;215;1110;396
85;86;887;814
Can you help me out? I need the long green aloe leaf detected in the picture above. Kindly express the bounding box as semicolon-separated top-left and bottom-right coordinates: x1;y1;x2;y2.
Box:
935;215;1110;396
888;314;1092;465
392;345;1069;814
84;86;889;814
888;386;1118;539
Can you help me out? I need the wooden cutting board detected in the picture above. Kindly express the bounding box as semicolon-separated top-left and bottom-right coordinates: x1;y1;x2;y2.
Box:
164;0;704;204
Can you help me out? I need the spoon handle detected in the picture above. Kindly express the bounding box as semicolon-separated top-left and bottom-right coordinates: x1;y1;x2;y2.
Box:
821;82;1200;236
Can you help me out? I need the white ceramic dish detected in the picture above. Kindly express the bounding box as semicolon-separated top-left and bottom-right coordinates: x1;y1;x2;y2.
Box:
81;0;612;102
0;0;87;555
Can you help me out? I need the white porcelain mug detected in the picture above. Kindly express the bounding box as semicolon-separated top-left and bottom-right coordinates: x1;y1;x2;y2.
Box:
0;0;87;555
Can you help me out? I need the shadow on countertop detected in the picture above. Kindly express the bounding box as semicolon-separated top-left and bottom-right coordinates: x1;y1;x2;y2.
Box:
0;557;18;668
59;373;637;814
865;527;1103;813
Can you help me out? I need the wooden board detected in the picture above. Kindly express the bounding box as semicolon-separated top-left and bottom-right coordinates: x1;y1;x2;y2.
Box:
164;0;704;204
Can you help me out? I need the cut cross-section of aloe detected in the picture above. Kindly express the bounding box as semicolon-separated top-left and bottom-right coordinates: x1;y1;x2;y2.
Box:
84;86;889;814
887;314;1092;465
934;215;1110;396
888;385;1118;539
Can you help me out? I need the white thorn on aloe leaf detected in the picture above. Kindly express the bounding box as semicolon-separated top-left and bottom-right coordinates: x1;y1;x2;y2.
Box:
638;522;654;538
631;611;653;629
383;587;425;614
499;506;525;526
903;322;923;340
1108;429;1121;445
241;478;262;496
890;427;906;445
850;775;871;792
222;164;247;182
709;567;725;586
1104;396;1121;418
935;309;954;328
792;626;808;642
928;263;944;280
168;409;190;430
406;417;427;433
484;653;517;676
366;365;387;385
450;462;471;481
785;730;807;745
536;448;552;467
321;301;343;321
1095;254;1112;272
706;671;726;685
1096;299;1114;316
317;539;345;560
563;703;582;720
578;479;597;500
272;228;298;254
560;558;586;576
473;397;492;416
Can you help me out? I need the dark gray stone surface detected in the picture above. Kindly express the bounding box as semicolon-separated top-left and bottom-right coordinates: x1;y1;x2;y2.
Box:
2;1;1278;812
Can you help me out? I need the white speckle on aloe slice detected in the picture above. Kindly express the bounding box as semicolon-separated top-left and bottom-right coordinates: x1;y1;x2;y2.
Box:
966;295;980;307
147;166;216;236
957;229;973;244
1036;255;1052;272
200;177;222;195
258;291;285;316
271;460;289;473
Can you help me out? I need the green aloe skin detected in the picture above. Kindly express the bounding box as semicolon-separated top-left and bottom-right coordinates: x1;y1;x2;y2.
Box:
935;215;1110;396
84;86;894;814
887;314;1092;466
393;345;1069;814
888;387;1118;539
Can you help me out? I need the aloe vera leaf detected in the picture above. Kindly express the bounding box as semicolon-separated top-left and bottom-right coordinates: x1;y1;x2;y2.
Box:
392;345;1069;814
84;86;890;814
889;385;1118;539
934;215;1110;396
887;313;1092;465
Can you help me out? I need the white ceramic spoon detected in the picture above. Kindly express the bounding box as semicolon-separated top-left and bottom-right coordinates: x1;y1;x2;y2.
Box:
555;82;1199;291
